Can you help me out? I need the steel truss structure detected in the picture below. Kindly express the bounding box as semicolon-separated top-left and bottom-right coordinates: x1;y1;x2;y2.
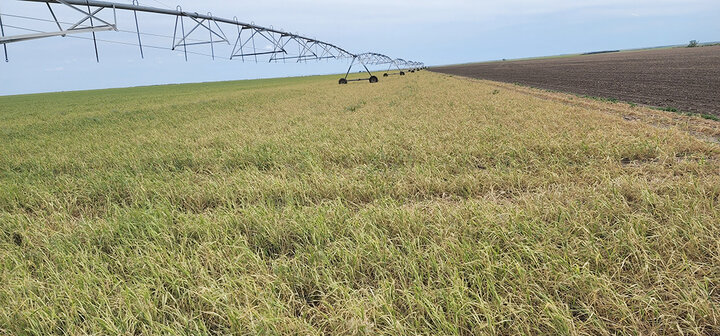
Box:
0;0;424;83
337;53;425;85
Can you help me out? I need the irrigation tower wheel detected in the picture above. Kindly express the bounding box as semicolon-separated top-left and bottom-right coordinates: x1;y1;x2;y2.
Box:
369;76;379;83
339;78;348;85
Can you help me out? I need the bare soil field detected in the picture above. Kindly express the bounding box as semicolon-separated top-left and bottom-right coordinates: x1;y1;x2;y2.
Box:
432;46;720;117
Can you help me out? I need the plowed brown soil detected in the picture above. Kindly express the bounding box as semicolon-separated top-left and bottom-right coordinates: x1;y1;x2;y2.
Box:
432;46;720;116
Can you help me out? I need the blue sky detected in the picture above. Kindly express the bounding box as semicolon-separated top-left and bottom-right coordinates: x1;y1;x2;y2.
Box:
1;0;718;95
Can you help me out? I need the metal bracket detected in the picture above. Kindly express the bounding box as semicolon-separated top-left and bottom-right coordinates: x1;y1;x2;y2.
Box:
0;0;117;62
231;27;287;61
0;1;117;45
0;25;114;44
172;16;228;49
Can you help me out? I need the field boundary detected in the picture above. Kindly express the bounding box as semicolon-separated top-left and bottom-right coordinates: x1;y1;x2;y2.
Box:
438;73;720;145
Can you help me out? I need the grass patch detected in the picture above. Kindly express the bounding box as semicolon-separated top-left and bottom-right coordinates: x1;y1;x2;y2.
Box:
702;114;720;121
344;100;366;112
581;95;619;103
652;106;720;121
1;72;719;335
657;106;679;112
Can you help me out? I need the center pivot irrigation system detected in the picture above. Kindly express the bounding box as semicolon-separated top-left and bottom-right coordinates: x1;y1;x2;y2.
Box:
0;0;425;84
338;53;424;85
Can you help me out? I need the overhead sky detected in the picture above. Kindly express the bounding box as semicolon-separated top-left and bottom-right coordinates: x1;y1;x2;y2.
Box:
0;0;718;95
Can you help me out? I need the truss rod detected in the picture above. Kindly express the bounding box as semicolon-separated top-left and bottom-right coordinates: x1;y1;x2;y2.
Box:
0;12;214;44
0;24;114;43
0;7;7;61
3;23;231;60
19;0;353;56
132;0;143;58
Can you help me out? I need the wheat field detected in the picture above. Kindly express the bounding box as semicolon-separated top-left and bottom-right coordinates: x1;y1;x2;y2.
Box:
1;72;719;335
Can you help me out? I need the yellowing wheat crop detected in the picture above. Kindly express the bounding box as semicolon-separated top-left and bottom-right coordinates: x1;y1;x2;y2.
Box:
1;72;719;335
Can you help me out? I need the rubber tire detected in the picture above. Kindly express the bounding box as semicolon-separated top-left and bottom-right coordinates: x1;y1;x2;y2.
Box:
400;71;405;76
369;76;379;84
339;78;348;85
383;73;389;77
